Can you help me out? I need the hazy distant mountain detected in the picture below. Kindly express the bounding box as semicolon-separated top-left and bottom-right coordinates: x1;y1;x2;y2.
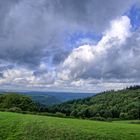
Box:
21;91;95;106
0;90;95;106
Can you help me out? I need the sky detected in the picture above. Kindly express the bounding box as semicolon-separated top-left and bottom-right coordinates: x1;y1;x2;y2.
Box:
0;0;140;93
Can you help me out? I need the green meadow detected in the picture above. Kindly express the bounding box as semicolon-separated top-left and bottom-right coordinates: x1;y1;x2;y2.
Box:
0;112;140;140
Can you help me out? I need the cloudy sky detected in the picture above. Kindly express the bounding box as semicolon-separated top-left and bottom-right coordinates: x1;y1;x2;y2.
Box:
0;0;140;93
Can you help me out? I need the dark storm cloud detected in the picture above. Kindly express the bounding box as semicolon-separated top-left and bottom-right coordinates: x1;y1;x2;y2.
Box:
52;0;135;31
0;0;20;34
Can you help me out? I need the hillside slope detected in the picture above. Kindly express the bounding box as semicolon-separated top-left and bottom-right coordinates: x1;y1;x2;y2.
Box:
49;88;140;119
0;112;140;140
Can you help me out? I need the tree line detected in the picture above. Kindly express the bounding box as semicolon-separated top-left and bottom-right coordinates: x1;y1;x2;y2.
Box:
0;86;140;120
46;86;140;120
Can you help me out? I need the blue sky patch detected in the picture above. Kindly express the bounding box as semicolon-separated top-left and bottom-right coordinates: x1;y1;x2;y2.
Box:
65;31;102;50
127;5;140;31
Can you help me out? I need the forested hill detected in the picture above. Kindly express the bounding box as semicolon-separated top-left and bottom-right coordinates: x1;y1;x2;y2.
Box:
48;86;140;120
0;93;38;112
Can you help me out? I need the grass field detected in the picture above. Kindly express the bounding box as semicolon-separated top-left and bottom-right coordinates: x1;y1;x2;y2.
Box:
0;112;140;140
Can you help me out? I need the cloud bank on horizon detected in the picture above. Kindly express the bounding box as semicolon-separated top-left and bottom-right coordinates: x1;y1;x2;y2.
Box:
0;0;140;92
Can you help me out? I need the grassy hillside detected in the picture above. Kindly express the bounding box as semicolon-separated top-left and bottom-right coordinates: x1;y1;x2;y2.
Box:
0;112;140;140
48;87;140;120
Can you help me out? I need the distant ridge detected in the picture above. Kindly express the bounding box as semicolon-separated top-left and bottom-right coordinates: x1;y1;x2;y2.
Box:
0;90;95;106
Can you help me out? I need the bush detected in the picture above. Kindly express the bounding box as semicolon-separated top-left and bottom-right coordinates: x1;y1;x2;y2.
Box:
0;108;6;111
55;112;66;117
119;113;129;120
8;107;22;112
99;110;113;118
128;109;139;119
106;118;113;122
70;110;78;117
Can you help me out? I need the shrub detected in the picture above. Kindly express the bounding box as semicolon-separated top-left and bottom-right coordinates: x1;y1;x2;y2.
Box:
128;109;139;119
8;107;22;112
119;112;129;120
55;112;66;117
